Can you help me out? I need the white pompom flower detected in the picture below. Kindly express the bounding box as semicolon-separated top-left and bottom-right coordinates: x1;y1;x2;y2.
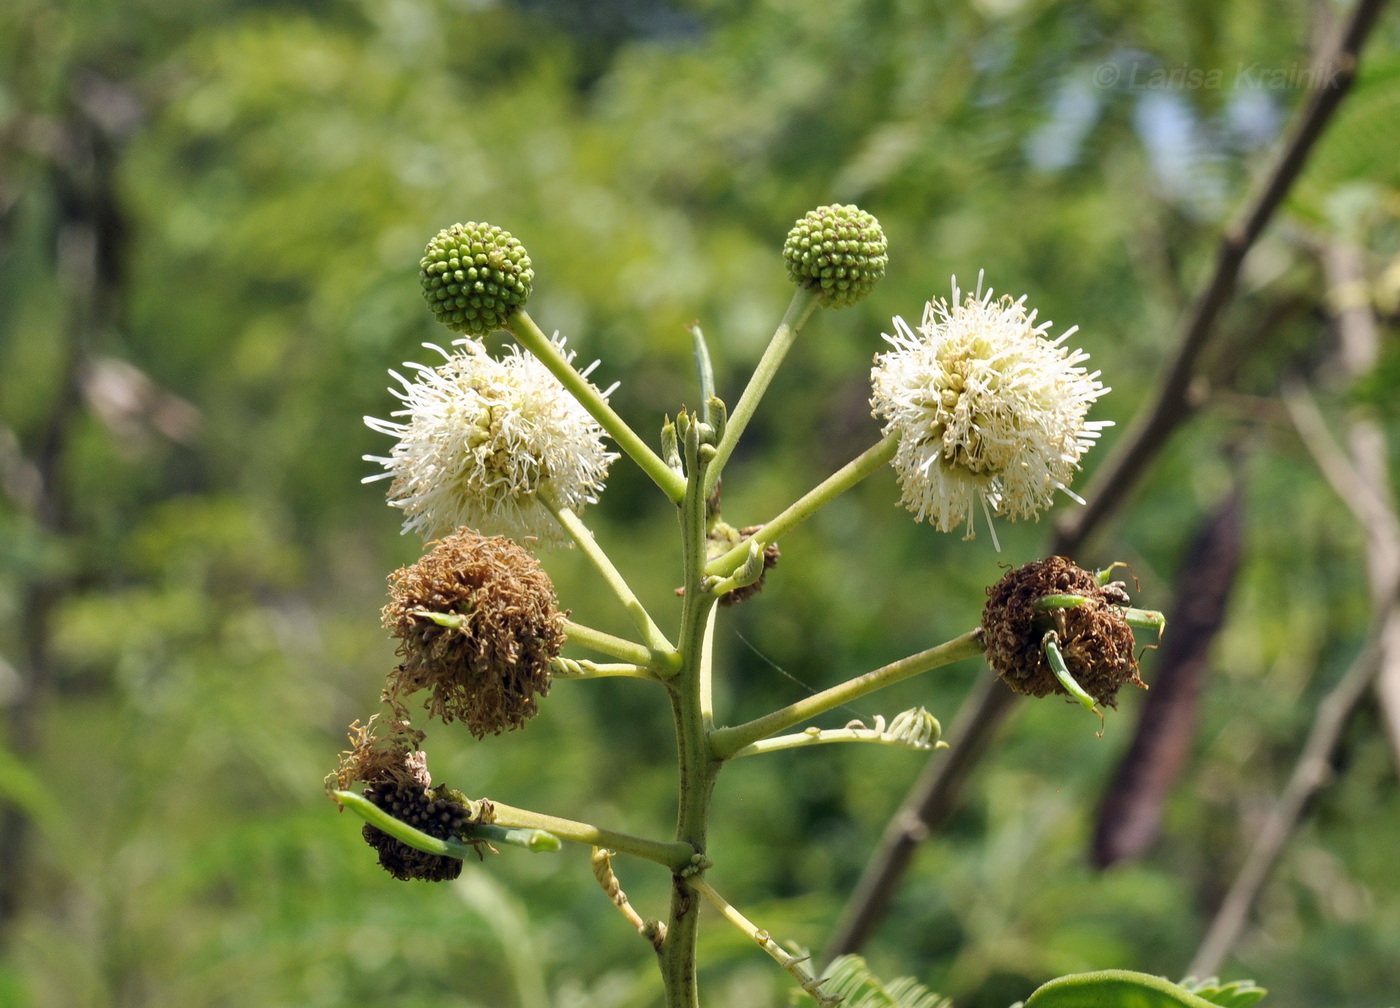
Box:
870;277;1111;545
364;337;619;544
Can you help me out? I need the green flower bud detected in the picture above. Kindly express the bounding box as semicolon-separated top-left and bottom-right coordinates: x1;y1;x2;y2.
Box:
783;204;888;309
420;222;533;335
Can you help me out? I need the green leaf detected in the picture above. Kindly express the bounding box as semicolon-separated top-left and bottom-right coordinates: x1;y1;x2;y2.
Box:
792;955;951;1008
1021;970;1266;1008
1178;977;1268;1008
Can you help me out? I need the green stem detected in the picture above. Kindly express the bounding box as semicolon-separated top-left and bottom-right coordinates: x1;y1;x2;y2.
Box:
729;727;946;759
686;876;840;1007
657;412;724;1008
705;437;897;579
549;658;657;680
331;790;560;855
559;618;657;667
544;492;679;672
1042;632;1100;715
1034;593;1091;610
703;287;820;497
710;630;985;760
1033;595;1167;640
508;307;686;503
1124;606;1167;637
487;800;697;872
698;606;718;731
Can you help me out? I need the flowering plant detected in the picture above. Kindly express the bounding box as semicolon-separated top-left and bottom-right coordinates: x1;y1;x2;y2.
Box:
327;209;1249;1008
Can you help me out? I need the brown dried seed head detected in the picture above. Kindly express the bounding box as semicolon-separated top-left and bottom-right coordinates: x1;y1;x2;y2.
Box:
383;529;567;738
981;556;1145;707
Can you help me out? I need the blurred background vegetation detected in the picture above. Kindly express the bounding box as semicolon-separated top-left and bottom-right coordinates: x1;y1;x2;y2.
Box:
3;0;1400;1005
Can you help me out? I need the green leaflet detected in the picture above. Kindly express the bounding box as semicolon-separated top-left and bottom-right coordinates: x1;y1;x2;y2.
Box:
1177;977;1268;1008
1020;970;1266;1008
791;955;950;1008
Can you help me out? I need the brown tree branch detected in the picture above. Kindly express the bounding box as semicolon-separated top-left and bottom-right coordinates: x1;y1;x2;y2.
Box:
1321;239;1400;768
1188;245;1400;976
821;0;1392;963
1187;409;1400;977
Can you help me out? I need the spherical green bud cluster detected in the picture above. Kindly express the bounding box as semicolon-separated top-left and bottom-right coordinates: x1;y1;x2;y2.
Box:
783;204;888;309
420;222;533;335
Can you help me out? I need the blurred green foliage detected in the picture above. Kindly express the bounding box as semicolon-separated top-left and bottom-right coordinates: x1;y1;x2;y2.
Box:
2;0;1400;1006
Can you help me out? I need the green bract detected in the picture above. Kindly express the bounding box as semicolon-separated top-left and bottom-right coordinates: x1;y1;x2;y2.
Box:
420;222;533;335
782;204;888;308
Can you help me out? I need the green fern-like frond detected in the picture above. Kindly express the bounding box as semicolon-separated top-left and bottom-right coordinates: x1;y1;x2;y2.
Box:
792;955;951;1008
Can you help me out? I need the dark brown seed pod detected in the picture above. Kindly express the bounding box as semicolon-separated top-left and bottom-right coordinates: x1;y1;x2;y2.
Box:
362;779;471;882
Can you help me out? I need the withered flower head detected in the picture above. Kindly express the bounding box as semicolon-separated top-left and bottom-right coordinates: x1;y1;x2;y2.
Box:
981;556;1144;707
329;710;470;882
329;708;428;793
384;529;567;738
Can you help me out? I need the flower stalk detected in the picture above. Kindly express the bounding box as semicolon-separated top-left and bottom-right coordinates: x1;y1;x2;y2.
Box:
509;306;687;502
549;658;657;680
704;286;820;496
486;800;699;872
687;875;841;1008
542;490;679;669
556;619;657;668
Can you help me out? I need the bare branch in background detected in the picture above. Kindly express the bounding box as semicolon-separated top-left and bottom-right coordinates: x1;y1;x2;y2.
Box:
0;70;140;946
822;0;1392;963
1187;476;1399;979
1323;240;1400;766
1092;482;1243;869
1188;240;1400;975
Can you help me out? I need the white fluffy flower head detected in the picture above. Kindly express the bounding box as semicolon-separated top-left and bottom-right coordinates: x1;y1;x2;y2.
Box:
364;338;618;544
870;277;1111;543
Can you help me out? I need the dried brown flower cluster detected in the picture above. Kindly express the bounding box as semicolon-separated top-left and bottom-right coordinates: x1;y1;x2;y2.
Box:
331;710;474;881
981;556;1144;707
383;529;567;738
330;708;428;793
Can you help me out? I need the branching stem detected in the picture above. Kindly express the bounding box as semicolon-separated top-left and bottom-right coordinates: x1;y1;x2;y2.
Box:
544;492;679;671
558;618;658;668
729;727;946;759
486;800;698;872
706;437;897;579
710;630;985;760
687;876;841;1008
331;790;560;855
549;658;657;681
